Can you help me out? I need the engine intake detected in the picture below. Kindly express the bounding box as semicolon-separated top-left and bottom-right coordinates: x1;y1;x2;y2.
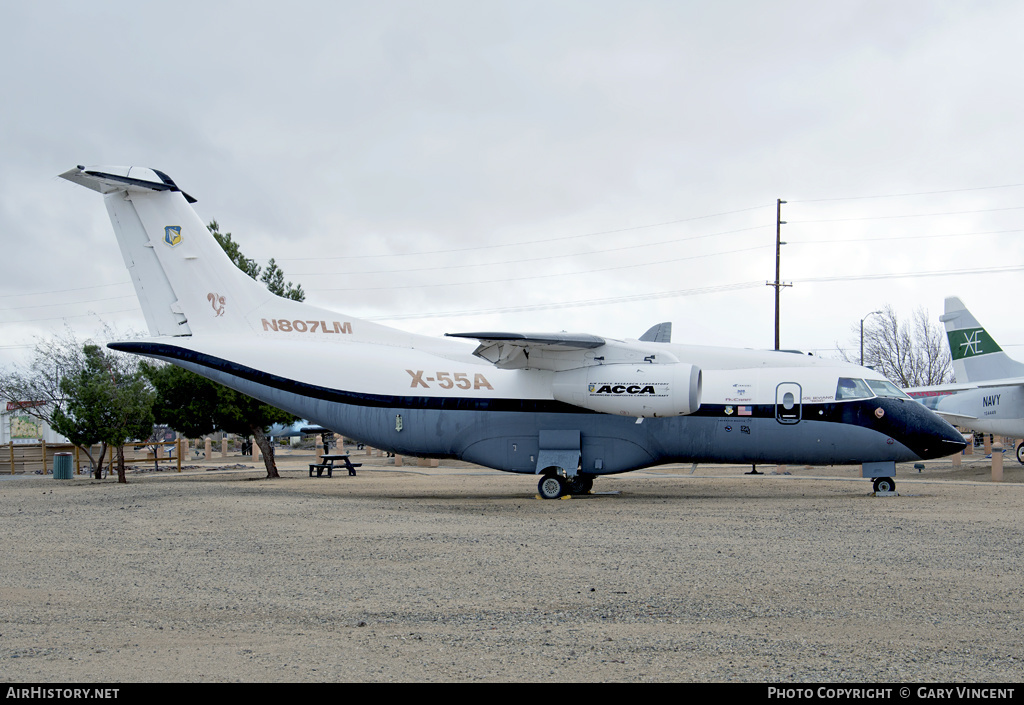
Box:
552;363;701;417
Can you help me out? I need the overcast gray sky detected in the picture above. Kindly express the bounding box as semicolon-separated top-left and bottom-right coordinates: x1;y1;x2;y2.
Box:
2;0;1023;368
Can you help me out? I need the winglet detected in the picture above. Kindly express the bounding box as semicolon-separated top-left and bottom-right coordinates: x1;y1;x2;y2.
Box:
639;322;672;343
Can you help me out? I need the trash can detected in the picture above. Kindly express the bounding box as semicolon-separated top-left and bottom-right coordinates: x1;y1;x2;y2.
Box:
53;452;73;480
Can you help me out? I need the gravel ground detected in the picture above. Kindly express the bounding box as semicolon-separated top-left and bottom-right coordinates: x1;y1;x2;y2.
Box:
1;450;1022;683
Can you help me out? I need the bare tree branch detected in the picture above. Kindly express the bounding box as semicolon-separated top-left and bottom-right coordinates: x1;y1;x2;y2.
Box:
836;306;952;386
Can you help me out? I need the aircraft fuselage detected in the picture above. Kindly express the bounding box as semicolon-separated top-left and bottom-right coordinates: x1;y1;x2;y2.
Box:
112;336;963;475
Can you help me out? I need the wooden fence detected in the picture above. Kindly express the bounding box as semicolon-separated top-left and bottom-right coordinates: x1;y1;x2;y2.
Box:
5;440;183;475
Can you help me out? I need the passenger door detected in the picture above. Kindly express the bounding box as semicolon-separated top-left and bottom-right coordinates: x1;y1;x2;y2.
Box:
775;382;802;425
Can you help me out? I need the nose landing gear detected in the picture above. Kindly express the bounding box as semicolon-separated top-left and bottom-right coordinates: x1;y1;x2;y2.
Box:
872;476;896;493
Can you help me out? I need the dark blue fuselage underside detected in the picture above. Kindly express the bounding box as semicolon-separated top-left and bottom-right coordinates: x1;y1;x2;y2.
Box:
113;342;964;475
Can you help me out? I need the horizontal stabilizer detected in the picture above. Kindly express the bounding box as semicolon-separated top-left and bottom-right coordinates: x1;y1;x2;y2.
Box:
59;165;197;202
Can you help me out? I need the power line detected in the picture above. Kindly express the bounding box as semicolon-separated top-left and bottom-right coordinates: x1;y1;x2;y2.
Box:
365;281;765;321
0;281;132;300
296;225;767;278
793;227;1024;245
788;205;1024;224
275;204;773;262
790;182;1024;203
317;244;772;292
0;295;136;313
0;308;141;326
796;263;1024;284
363;261;1024;321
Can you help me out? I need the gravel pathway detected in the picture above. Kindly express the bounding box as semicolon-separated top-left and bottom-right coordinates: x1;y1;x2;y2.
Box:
2;453;1021;682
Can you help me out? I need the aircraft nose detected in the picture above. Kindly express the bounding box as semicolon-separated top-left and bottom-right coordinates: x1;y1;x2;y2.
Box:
932;421;968;457
900;401;967;459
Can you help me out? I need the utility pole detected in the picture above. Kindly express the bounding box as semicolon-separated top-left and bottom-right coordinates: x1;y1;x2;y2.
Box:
766;199;791;350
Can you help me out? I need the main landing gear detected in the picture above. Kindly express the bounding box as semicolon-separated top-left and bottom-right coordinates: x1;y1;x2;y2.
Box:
537;472;594;499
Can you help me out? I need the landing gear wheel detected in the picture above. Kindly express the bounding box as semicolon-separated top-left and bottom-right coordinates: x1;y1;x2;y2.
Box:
873;477;896;493
566;475;594;495
538;475;566;500
1016;443;1024;465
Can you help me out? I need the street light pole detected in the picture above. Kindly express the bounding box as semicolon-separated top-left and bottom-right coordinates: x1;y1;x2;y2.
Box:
860;310;883;366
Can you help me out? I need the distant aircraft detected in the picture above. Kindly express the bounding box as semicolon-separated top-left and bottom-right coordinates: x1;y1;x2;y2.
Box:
906;297;1024;463
60;165;964;497
266;420;330;438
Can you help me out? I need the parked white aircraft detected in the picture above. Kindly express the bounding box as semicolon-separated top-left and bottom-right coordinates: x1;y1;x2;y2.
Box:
906;297;1024;462
60;165;965;497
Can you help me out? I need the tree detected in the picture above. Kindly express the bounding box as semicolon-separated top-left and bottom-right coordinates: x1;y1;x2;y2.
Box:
839;305;953;387
261;257;305;301
142;363;296;478
50;344;154;483
207;220;305;301
0;328;111;475
0;327;81;425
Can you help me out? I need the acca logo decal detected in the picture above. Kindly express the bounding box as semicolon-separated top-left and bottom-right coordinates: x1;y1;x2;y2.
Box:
164;225;182;247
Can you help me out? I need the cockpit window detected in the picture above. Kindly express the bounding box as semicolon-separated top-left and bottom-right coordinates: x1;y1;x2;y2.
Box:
865;378;911;400
836;377;873;400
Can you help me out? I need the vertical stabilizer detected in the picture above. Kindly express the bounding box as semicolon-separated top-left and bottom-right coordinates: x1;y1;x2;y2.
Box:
60;165;402;343
940;297;1024;382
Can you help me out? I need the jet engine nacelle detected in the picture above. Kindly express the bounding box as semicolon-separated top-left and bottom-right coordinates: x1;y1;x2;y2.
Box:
551;363;702;417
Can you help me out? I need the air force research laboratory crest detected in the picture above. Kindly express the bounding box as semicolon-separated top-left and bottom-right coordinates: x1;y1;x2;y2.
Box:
164;225;182;247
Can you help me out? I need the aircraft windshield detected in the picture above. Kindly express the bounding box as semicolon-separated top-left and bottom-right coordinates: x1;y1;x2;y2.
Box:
865;378;911;400
836;377;873;400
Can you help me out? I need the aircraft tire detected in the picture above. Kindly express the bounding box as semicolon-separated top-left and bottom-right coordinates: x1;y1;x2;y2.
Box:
538;474;565;500
873;477;896;493
1016;443;1024;465
566;475;594;495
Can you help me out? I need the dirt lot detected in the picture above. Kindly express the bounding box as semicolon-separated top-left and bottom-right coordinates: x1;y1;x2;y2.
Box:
1;450;1022;682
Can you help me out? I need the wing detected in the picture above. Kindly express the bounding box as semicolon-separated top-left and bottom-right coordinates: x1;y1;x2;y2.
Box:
445;331;678;371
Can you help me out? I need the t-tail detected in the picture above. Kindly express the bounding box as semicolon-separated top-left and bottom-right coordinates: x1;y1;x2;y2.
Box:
940;296;1024;382
60;166;400;343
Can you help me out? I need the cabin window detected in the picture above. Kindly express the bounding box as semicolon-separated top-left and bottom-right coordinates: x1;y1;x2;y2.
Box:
865;379;911;400
836;377;873;400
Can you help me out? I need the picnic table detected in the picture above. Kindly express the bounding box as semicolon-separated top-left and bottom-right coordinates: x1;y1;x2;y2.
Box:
309;453;361;478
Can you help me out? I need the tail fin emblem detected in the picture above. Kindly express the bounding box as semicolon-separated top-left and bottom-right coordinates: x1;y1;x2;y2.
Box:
207;292;225;317
164;225;182;247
